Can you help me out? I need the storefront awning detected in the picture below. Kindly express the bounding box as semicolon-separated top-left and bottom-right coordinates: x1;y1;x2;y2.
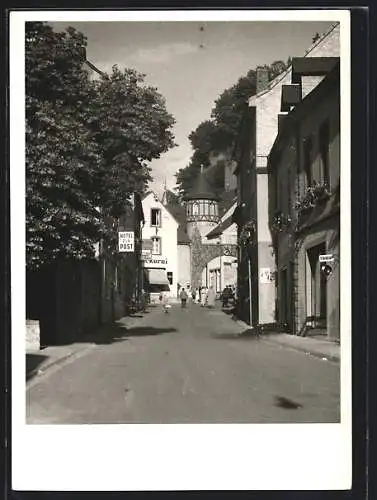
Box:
144;268;170;292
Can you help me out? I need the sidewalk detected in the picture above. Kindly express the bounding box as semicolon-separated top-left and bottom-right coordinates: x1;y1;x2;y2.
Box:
233;318;340;363
26;312;149;385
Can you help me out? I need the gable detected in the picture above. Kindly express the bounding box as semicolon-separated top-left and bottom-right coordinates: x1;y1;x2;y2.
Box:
142;192;178;228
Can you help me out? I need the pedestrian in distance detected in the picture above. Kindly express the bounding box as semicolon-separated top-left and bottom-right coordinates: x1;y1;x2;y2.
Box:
206;286;216;308
200;286;208;307
161;292;171;314
195;288;200;304
222;286;231;308
179;287;188;308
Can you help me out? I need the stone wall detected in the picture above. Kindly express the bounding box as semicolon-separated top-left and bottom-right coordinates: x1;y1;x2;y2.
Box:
190;224;237;289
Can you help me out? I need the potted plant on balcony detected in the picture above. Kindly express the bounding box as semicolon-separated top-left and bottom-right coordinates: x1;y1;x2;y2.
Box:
239;220;257;246
295;181;330;224
271;210;292;233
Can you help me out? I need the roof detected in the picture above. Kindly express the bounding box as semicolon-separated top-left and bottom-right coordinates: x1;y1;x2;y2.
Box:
164;203;191;244
206;215;235;240
269;61;340;169
249;23;339;103
218;189;237;216
183;170;219;201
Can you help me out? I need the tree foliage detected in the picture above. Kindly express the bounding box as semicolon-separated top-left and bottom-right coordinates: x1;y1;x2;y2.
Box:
176;60;289;198
26;22;175;269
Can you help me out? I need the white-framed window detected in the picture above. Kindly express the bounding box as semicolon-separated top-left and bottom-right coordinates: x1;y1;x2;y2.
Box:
151;236;162;255
151;208;161;227
192;202;199;215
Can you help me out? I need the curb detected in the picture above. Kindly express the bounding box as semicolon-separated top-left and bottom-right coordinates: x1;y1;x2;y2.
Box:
228;317;340;363
26;311;153;386
26;344;95;388
260;336;340;363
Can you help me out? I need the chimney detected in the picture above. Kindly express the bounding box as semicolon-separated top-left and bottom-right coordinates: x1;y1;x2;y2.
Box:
256;66;269;93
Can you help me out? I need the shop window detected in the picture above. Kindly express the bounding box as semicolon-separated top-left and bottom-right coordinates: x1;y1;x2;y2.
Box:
151;236;161;255
167;272;173;285
151;208;161;227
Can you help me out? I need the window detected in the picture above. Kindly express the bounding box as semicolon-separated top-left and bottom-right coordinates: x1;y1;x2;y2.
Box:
167;272;173;285
151;208;161;227
192;202;199;215
303;136;313;185
319;120;330;186
151;237;161;255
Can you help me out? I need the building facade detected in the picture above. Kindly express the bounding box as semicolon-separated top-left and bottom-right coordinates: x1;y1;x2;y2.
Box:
268;59;340;340
233;23;340;327
183;167;238;291
141;192;179;299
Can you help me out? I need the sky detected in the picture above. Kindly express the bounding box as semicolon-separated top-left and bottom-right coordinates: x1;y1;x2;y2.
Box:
50;20;335;196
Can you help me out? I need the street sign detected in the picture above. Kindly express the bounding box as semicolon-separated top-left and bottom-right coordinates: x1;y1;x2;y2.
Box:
319;254;334;263
118;231;134;252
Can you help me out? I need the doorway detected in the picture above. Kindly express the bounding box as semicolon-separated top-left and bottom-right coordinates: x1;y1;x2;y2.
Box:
306;243;327;329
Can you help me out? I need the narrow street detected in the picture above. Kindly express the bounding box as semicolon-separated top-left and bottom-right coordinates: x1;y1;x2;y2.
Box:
27;303;340;424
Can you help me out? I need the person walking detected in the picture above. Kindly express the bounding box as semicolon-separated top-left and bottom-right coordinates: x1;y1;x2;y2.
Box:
162;292;171;314
200;286;208;307
195;288;200;304
179;287;188;308
206;285;216;308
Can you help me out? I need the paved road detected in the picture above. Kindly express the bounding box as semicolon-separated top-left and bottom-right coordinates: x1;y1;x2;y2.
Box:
27;303;340;424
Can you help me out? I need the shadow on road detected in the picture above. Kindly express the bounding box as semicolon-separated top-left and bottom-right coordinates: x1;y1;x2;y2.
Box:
80;323;178;344
124;327;177;337
274;396;303;410
26;353;48;381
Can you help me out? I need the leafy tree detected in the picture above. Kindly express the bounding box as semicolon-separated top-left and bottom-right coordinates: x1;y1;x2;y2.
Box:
26;22;175;269
175;59;289;198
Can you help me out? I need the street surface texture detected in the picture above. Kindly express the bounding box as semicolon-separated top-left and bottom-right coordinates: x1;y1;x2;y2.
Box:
27;304;340;424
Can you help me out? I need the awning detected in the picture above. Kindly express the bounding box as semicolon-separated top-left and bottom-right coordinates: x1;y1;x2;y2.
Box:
206;215;235;240
144;268;170;292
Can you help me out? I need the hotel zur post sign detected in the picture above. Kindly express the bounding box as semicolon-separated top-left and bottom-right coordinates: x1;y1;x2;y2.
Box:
118;231;134;253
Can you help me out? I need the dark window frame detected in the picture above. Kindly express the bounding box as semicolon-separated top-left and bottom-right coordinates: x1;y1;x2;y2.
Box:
150;208;161;227
303;135;313;186
319;119;330;186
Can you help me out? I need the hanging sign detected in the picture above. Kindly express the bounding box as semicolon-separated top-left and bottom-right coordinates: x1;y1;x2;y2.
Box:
118;231;134;252
319;254;334;263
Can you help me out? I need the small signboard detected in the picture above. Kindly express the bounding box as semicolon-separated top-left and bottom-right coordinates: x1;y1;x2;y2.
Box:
319;254;334;263
118;231;134;252
142;239;153;251
260;267;273;284
141;249;152;260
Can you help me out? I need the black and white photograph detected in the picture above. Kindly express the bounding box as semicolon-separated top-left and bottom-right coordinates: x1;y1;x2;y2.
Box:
11;9;352;491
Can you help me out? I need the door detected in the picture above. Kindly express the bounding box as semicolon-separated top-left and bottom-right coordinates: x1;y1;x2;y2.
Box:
307;243;327;328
